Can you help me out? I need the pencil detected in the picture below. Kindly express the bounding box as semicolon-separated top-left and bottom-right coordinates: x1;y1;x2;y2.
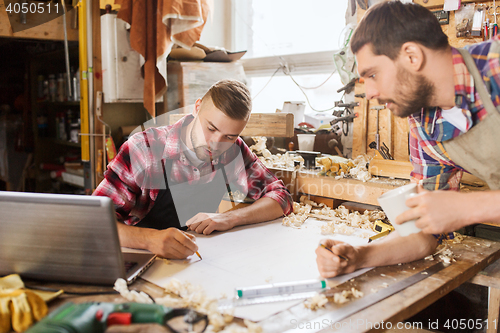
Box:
195;251;202;260
319;243;349;261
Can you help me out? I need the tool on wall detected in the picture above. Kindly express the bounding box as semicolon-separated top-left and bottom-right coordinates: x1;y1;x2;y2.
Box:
368;105;393;160
488;1;500;38
331;102;358;136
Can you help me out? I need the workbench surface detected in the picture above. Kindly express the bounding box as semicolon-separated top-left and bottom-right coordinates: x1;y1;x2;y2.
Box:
26;235;500;333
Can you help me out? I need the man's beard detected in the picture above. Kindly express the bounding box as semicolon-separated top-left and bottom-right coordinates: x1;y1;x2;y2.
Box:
380;66;435;118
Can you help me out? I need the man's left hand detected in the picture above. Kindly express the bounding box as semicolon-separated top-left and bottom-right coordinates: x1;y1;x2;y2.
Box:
395;185;469;234
186;213;234;235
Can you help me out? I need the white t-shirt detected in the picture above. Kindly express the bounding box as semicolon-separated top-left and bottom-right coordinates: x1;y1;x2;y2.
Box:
441;106;468;132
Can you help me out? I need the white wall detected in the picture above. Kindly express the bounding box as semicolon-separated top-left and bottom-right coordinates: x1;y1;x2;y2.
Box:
198;0;232;51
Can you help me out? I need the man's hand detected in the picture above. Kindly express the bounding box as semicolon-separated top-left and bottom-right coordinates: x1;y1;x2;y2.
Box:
148;228;198;259
186;213;235;235
395;185;469;234
315;239;360;278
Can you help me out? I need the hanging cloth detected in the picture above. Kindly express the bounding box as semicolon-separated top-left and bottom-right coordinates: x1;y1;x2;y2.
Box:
116;0;210;117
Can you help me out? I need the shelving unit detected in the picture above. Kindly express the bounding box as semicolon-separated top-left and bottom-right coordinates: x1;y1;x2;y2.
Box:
29;46;83;193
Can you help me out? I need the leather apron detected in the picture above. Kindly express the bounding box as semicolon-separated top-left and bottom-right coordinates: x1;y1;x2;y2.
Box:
137;159;229;230
442;47;500;190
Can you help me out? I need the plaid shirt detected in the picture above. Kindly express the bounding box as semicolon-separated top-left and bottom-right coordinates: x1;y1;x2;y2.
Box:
408;36;500;191
93;115;293;225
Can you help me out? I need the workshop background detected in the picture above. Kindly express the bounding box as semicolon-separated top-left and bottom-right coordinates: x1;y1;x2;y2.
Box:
0;0;498;332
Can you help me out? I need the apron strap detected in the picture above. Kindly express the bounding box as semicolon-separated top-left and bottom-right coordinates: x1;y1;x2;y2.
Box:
457;47;498;117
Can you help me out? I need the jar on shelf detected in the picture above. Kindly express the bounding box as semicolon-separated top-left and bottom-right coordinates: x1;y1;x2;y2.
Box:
69;121;80;143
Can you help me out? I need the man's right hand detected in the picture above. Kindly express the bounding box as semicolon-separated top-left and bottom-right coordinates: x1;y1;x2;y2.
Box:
148;228;198;259
315;239;360;278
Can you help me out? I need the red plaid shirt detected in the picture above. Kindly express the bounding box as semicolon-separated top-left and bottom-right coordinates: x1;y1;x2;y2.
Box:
93;115;293;225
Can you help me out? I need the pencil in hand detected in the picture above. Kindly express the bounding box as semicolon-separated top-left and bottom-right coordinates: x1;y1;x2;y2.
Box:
319;243;349;261
195;251;202;260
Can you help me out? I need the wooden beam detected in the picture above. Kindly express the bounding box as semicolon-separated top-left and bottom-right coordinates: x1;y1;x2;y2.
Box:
270;168;405;206
168;113;295;137
0;0;79;41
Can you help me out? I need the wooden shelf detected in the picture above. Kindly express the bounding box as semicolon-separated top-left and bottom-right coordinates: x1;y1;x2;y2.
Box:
37;101;80;106
42;138;81;148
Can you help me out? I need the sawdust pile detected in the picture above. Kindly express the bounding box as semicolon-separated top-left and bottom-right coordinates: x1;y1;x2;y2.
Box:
319;207;384;236
114;278;262;333
317;155;372;182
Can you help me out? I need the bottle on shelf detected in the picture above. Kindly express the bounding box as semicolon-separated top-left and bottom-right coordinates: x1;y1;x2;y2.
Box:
72;68;80;101
57;73;65;102
48;74;57;102
56;112;67;141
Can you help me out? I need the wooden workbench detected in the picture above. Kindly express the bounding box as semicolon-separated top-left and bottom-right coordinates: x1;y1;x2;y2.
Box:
23;236;500;333
259;236;500;333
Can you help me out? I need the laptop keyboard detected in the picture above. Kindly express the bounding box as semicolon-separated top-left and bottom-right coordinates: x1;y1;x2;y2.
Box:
124;261;138;273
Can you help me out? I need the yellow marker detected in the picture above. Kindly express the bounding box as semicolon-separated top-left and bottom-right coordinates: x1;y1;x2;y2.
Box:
319;243;349;261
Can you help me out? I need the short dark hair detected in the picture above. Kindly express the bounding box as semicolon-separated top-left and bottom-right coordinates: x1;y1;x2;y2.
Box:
351;1;449;60
202;79;252;120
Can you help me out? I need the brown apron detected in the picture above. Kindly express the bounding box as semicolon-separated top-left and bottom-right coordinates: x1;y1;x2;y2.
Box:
442;47;500;190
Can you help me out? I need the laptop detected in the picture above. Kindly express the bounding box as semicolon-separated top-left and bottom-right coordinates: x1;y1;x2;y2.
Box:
0;191;156;285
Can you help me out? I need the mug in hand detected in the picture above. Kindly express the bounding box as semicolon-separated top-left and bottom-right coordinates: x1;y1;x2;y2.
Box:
377;183;421;237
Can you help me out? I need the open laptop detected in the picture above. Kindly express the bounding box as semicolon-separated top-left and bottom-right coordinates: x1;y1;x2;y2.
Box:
0;191;156;285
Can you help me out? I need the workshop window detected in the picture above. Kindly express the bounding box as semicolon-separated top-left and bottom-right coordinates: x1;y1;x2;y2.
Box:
248;73;345;114
232;0;351;114
233;0;349;58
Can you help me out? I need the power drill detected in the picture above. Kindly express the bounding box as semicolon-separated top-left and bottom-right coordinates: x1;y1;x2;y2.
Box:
26;302;208;333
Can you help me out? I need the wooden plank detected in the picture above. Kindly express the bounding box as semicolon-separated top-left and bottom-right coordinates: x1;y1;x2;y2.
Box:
393;116;409;161
352;82;367;157
0;0;79;41
168;113;294;137
271;168;409;205
369;159;413;180
488;288;500;333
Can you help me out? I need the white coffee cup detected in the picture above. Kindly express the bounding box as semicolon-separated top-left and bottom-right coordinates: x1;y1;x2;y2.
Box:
377;183;422;237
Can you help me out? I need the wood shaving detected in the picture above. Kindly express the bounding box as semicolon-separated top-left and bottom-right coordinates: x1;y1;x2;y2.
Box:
426;243;457;264
331;288;364;304
282;212;309;227
250;137;303;169
452;232;465;244
283;196;385;238
114;278;154;304
116;278;244;332
304;293;328;310
317;155;372;182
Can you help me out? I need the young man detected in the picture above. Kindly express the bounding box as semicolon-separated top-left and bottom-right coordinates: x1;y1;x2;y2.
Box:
318;0;500;277
94;79;293;259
